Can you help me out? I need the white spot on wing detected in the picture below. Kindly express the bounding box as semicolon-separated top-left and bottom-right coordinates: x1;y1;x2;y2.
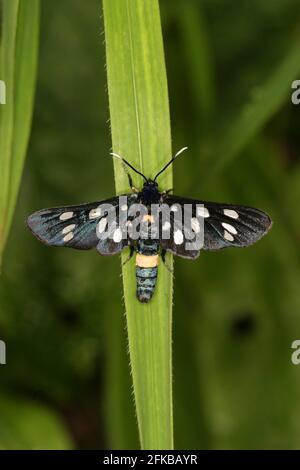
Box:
97;217;107;234
113;227;122;243
222;222;237;235
174;229;184;245
224;209;239;219
62;224;76;234
63;232;74;242
59;211;73;221
170;204;179;212
162;221;171;231
121;204;128;211
191;217;200;233
89;207;101;219
224;230;234;242
197;206;209;218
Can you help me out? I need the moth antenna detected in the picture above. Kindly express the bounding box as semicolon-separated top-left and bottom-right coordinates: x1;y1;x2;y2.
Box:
154;146;188;181
110;152;147;182
110;152;123;160
174;146;188;158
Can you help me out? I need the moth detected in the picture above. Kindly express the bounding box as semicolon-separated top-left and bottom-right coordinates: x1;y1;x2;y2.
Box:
27;148;272;303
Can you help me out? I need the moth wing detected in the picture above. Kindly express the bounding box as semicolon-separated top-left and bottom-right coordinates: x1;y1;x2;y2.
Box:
162;195;272;253
159;200;201;259
27;194;137;254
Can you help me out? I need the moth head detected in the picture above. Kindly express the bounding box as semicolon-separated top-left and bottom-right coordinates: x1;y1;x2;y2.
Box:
144;179;158;188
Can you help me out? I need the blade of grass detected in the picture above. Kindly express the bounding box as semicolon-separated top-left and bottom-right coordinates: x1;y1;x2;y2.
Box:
104;303;139;449
200;34;300;185
0;0;19;264
0;0;40;267
176;0;215;123
103;0;173;449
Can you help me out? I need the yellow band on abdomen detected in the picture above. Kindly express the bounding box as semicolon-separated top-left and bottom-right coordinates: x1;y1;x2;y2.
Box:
136;254;159;268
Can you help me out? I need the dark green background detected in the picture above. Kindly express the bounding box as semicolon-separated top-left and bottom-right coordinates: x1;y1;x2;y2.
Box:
1;0;300;449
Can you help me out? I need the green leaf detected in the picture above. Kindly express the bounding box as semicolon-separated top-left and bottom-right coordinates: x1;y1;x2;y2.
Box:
0;394;72;450
0;0;40;266
103;0;173;449
201;34;300;183
176;0;215;122
104;310;139;449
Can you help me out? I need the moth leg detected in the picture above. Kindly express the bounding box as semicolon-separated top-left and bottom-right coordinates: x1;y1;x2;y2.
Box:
126;171;139;193
127;172;135;191
122;245;135;266
161;188;173;196
120;162;139;192
161;249;173;274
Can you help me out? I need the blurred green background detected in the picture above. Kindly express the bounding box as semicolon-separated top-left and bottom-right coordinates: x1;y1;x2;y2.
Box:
1;0;300;449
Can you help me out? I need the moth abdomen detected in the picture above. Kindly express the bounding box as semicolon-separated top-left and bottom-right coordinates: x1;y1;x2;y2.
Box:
136;265;158;303
135;250;159;303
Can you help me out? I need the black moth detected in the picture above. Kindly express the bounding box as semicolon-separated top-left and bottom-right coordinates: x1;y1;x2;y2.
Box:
27;148;272;303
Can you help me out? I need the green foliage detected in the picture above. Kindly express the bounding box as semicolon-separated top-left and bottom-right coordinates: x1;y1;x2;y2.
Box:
202;37;300;183
0;394;72;449
0;0;40;266
103;0;173;449
1;0;300;450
